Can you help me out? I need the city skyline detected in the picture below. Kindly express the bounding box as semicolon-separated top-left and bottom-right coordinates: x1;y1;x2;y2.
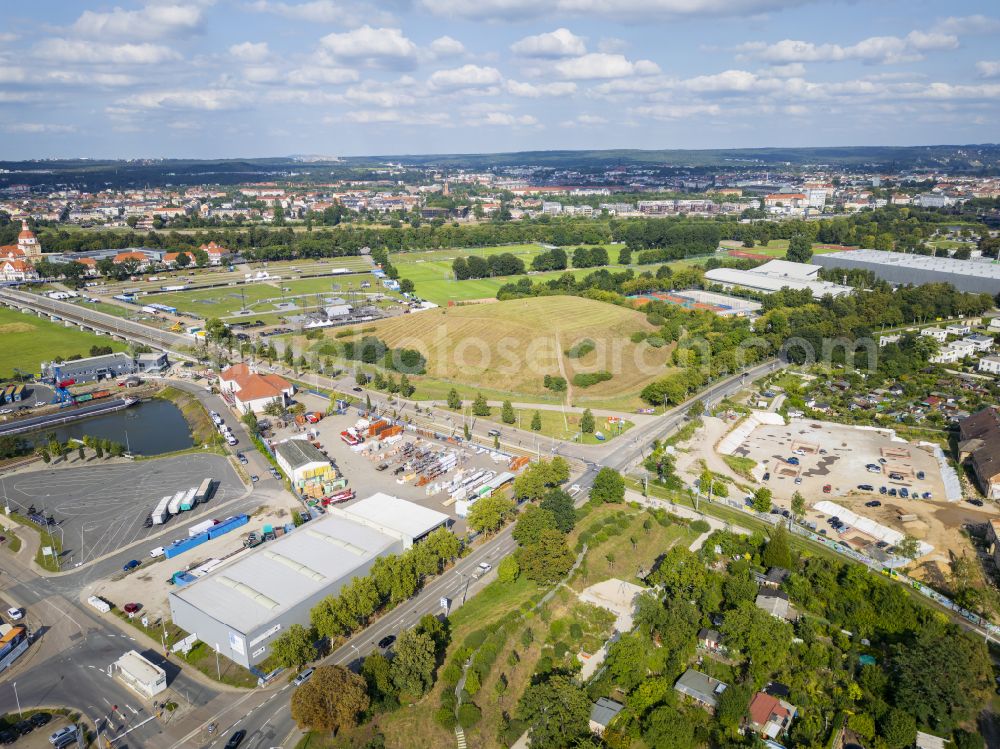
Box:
1;0;999;159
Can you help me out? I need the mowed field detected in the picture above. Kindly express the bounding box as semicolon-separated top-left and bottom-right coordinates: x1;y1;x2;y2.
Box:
393;243;717;306
334;296;675;398
0;306;128;377
719;239;854;258
142;272;381;319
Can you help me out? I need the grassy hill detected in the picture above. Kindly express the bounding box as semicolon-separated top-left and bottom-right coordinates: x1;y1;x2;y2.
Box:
339;296;674;401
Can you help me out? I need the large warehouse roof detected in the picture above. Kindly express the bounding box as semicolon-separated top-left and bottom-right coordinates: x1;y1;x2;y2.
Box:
813;249;1000;294
704;267;852;299
330;493;449;547
274;439;329;469
170;514;400;632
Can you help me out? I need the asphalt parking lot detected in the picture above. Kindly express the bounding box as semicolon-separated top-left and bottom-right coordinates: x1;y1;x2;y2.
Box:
732;419;946;506
0;453;245;566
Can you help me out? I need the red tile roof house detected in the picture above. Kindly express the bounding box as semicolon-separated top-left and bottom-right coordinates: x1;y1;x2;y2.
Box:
218;363;294;415
747;692;796;739
199;241;230;264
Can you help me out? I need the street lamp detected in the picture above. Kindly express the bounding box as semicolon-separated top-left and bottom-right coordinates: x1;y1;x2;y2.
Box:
12;681;21;718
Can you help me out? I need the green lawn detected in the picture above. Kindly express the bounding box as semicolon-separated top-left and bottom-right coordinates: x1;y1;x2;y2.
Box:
0;306;129;378
396;244;709;306
475;407;635;443
143;273;383;319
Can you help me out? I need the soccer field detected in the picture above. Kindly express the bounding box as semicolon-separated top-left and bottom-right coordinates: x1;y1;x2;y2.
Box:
143;273;381;319
0;306;128;378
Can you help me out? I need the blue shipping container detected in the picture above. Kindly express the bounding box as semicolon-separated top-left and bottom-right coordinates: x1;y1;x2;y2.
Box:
164;532;209;559
207;514;249;539
172;571;197;587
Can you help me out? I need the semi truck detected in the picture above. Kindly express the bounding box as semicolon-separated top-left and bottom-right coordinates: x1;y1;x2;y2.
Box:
151;495;172;525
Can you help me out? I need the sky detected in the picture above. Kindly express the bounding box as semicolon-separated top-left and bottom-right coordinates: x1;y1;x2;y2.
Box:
1;0;999;159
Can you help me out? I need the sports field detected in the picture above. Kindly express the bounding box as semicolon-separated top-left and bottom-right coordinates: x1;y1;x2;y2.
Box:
719;239;853;258
325;296;675;399
142;272;382;319
0;306;128;378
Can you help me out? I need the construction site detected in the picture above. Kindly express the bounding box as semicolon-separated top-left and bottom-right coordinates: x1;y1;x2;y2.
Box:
628;288;761;317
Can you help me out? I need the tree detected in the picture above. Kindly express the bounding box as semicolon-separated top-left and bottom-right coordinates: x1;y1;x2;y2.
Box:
752;487;772;514
530;410;542;431
517;529;575;583
399;278;415;294
715;682;752;733
644;706;695;749
518;674;591;749
467;494;515;535
580;408;595;434
77;445;85;461
361;652;396;705
540;489;575;533
880;708;917;749
501;400;516;425
791;491;805;521
290;665;369;733
687;399;705;418
761;525;793;569
389;629;437;697
498;556;520;583
399;374;414;397
472;392;490;416
447;388;462;410
896;534;920;560
512;505;557;547
271;624;317;671
786;234;813;263
39;449;50;464
242;409;258;433
174;251;191;268
193;248;210;267
591;467;625;503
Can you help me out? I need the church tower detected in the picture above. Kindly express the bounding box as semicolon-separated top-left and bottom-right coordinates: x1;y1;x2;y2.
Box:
17;221;40;260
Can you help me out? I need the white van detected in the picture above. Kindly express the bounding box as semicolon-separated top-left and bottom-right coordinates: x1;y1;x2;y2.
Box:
149;546;166;558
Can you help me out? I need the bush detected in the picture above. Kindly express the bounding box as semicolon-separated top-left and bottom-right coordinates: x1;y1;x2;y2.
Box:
465;629;488;649
435;707;457;729
549;619;568;639
457;702;482;730
690;519;711;533
630;331;647;343
572;371;613;388
646;335;666;348
566;339;596;358
553;641;569;659
543;374;567;392
569;621;583;640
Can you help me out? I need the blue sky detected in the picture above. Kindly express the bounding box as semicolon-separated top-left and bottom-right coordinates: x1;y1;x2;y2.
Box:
1;0;999;159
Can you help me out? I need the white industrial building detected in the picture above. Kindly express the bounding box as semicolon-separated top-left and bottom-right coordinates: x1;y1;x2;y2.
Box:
327;492;449;549
168;496;450;668
813;249;1000;295
274;439;330;483
114;650;167;698
704;259;852;299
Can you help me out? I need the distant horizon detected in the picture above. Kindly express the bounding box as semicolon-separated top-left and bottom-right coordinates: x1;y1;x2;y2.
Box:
3;142;1000;164
2;1;999;158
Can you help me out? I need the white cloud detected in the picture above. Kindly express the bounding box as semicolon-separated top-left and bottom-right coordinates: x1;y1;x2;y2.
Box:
429;64;502;91
320;26;418;68
506;80;577;97
421;0;816;21
342;85;417;108
4;123;76;134
249;0;395;26
473;112;539;126
511;28;586;58
598;37;628;54
242;66;283;84
429;36;465;57
120;88;249;111
230;42;270;63
71;4;203;40
763;62;806;77
976;60;1000;79
0;33;18;43
0;67;135;87
934;15;1000;35
562;113;607;126
552;53;660;80
737;30;958;65
630;102;722;119
339;109;450;125
35;39;180;65
288;65;359;85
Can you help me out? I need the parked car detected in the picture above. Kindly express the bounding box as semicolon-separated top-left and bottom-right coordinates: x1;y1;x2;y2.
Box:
900;488;909;498
865;500;882;508
293;668;314;686
916;471;925;480
352;386;363;392
250;475;259;483
378;635;396;649
879;486;887;494
123;559;140;572
888;488;897;497
857;484;874;491
29;713;51;728
270;468;281;479
6;607;23;621
787;457;799;465
794;477;802;485
123;602;141;614
0;729;15;744
967;498;984;506
762;472;770;481
13;720;32;736
922;491;932;500
225;730;246;749
487;429;501;438
822;484;831;493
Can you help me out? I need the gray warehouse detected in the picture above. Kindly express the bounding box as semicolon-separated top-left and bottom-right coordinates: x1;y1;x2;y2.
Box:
813;249;1000;295
168;495;450;669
